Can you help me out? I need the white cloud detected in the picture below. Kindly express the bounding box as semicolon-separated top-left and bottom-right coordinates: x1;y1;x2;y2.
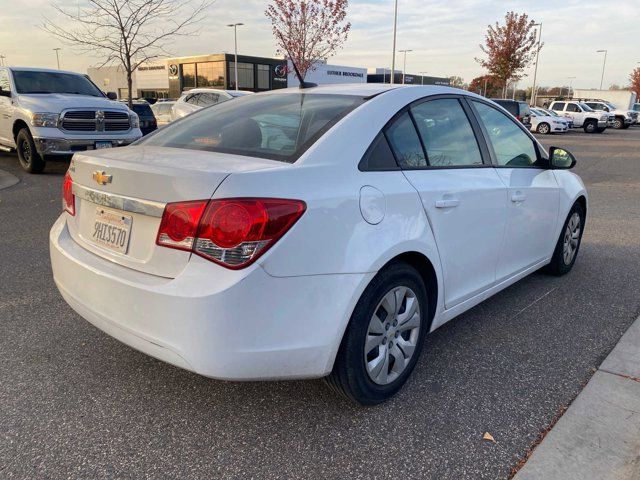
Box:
1;0;638;89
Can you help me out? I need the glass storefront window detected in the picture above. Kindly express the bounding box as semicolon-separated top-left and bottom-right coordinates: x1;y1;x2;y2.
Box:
228;62;254;90
257;64;270;90
196;62;225;87
182;63;196;89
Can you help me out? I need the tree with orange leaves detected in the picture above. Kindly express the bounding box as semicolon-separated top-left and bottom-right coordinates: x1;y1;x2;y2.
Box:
266;0;351;83
630;68;640;99
476;12;539;98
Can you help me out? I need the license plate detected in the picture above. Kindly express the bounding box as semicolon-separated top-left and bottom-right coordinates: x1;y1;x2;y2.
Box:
95;141;113;149
91;207;132;254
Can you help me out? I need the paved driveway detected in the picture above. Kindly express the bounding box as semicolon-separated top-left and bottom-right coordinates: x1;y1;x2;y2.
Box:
1;128;639;479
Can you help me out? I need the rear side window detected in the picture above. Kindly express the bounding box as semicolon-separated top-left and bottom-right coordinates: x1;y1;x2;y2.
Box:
472;101;538;167
385;112;427;168
411;99;483;167
141;93;364;163
551;102;566;111
359;133;398;171
132;104;153;117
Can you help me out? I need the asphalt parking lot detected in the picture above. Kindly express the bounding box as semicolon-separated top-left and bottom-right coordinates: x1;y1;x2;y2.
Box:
1;127;639;479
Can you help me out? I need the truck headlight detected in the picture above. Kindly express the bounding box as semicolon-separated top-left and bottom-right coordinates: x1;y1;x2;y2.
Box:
130;113;140;129
31;113;60;128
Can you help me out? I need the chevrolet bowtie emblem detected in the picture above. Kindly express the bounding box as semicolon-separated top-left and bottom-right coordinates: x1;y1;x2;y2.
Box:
92;171;112;185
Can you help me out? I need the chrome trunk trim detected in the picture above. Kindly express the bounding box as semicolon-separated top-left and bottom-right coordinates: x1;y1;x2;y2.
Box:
72;183;166;218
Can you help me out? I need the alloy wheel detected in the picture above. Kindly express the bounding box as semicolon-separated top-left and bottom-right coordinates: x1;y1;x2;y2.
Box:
563;212;581;265
364;286;421;385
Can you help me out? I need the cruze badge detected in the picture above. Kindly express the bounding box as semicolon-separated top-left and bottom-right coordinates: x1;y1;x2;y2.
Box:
92;170;112;185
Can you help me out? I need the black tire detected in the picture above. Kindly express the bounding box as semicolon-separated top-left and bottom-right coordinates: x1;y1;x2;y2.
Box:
544;202;585;276
583;120;597;133
16;128;45;174
613;117;624;129
595;127;606;133
537;122;551;134
622;123;630;130
325;262;428;405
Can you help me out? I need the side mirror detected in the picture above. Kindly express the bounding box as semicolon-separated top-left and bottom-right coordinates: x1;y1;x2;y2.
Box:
549;147;576;169
106;91;117;100
0;87;11;98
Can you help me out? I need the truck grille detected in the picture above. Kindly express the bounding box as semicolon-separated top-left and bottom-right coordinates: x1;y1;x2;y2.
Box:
60;109;131;133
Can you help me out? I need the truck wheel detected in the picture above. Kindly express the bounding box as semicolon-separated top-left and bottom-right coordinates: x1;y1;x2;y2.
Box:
595;127;606;133
622;123;631;130
583;121;597;134
613;118;624;129
16;128;46;174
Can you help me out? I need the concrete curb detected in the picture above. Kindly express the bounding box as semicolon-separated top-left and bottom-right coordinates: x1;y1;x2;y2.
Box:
513;317;640;480
0;168;19;191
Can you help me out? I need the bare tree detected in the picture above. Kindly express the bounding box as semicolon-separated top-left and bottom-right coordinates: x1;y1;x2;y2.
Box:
265;0;351;85
43;0;213;107
476;12;539;98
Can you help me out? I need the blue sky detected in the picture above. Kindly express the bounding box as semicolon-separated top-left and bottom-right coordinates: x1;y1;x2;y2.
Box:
1;0;638;89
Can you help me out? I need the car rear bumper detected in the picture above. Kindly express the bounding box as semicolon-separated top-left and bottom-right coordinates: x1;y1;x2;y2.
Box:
49;215;371;380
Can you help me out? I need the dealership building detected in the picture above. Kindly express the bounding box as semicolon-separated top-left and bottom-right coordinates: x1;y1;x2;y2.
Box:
87;53;450;100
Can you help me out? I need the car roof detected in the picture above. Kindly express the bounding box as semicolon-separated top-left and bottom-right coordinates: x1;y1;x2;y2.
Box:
265;83;463;98
181;88;238;95
7;66;85;76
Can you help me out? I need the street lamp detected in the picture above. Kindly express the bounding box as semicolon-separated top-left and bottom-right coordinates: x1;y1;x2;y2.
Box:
398;49;412;84
53;48;61;70
227;23;244;90
419;71;428;85
596;49;607;90
390;0;398;85
566;76;576;98
0;55;6;67
531;23;542;106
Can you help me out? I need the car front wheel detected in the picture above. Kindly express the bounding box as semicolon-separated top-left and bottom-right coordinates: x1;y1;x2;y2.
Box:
325;262;428;405
544;202;585;276
583;121;597;133
537;122;551;134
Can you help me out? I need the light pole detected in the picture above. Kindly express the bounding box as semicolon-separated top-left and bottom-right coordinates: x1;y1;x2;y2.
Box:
596;49;607;90
398;49;412;84
566;76;576;98
0;55;5;67
227;23;244;90
531;23;542;106
390;0;398;85
419;71;428;85
53;48;61;70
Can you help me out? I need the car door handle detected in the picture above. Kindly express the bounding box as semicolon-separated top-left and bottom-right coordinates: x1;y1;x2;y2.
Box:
435;198;460;208
511;193;526;203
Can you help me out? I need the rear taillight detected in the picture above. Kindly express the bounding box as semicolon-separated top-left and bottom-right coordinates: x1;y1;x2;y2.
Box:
156;198;306;269
62;171;75;216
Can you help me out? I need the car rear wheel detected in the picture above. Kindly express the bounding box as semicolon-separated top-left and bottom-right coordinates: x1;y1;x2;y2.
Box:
325;262;428;405
16;128;46;174
544;202;585;276
613;118;624;129
583;120;597;133
537;122;551;134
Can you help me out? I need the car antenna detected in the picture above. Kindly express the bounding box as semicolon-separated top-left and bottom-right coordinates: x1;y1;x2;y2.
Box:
276;31;317;89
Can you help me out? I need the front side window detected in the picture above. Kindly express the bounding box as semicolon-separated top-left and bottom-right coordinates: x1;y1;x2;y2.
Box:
197;93;220;106
472;101;538;167
12;70;103;96
566;103;581;112
184;93;200;105
141;93;364;163
385;112;427;168
411;98;483;167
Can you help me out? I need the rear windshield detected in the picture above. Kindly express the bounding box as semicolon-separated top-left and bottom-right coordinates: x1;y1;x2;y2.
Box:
140;93;365;163
518;103;531;116
12;70;104;97
494;100;518;115
131;104;153;117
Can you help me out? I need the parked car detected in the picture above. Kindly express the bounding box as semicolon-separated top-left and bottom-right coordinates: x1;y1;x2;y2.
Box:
170;88;253;121
529;107;569;134
50;85;587;405
125;100;157;136
634;103;640;123
150;101;175;126
490;99;532;126
0;67;142;173
583;100;636;129
538;107;574;128
549;100;613;133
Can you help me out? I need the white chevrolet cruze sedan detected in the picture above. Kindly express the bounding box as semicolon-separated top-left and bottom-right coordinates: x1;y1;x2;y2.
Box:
50;85;587;405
